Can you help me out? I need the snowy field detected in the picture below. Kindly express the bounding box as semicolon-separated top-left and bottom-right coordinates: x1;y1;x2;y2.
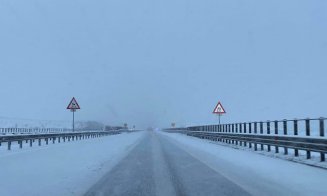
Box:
159;131;327;196
0;131;146;196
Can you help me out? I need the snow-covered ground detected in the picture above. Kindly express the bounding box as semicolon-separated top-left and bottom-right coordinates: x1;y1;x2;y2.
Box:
159;131;327;196
0;131;146;196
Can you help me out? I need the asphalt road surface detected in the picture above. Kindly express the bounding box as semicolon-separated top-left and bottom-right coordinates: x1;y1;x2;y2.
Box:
85;131;251;196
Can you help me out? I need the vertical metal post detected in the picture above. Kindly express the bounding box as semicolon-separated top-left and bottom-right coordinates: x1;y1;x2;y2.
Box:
267;121;271;152
274;121;278;135
294;119;299;156
283;119;288;155
306;119;311;159
274;121;279;153
243;123;247;146
249;123;252;148
260;122;263;150
73;111;75;132
319;118;325;162
320;117;325;137
254;122;257;134
267;121;271;134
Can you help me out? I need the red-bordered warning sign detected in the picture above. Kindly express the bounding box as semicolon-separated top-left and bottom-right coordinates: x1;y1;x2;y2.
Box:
67;97;80;110
213;101;226;114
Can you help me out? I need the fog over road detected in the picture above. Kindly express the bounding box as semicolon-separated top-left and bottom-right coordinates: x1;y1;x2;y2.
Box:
86;132;251;196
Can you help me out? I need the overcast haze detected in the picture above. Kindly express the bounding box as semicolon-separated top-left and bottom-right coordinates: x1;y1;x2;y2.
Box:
0;0;326;128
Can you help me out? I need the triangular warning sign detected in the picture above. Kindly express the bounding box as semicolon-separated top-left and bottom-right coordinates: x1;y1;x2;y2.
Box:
67;97;80;110
213;101;226;114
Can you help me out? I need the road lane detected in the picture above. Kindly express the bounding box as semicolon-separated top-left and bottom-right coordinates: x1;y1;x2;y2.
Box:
85;131;250;196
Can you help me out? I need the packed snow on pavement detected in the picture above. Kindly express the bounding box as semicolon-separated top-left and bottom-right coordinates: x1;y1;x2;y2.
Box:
159;131;327;196
0;131;146;196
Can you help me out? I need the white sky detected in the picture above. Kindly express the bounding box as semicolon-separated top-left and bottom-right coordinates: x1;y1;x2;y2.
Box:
0;0;326;128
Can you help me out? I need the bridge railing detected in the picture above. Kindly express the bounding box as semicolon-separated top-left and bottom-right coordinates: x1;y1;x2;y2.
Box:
165;117;327;162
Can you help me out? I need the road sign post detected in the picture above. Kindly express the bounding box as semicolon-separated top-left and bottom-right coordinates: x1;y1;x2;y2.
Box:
67;97;80;132
213;101;226;125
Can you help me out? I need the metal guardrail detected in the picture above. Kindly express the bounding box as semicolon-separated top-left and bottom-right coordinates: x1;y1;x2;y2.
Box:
0;131;121;150
164;117;327;162
0;127;103;135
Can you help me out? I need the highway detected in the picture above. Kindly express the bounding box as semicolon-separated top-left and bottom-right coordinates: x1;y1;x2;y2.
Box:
85;132;251;196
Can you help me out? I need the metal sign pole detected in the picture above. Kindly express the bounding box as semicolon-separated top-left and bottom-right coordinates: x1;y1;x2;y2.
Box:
73;110;75;132
219;114;221;125
67;97;80;133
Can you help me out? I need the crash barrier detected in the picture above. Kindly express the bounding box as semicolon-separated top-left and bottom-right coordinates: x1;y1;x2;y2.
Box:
165;118;327;162
0;127;104;135
0;131;121;150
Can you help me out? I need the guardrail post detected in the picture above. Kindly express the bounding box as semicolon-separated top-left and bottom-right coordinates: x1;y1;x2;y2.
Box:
283;120;288;155
274;121;279;153
38;139;41;146
260;122;264;150
294;119;299;156
274;121;278;135
19;141;22;149
238;123;242;146
248;123;252;148
320;117;325;137
52;137;55;144
46;138;48;145
30;139;33;147
8;141;11;150
235;124;238;133
267;121;271;134
319;118;325;161
253;122;257;150
243;123;247;146
254;122;257;134
267;121;271;151
58;137;61;143
306;119;311;159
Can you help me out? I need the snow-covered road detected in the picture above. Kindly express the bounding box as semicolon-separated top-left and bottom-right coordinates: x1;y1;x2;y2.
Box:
86;131;327;196
86;131;250;196
0;132;146;196
1;131;327;196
